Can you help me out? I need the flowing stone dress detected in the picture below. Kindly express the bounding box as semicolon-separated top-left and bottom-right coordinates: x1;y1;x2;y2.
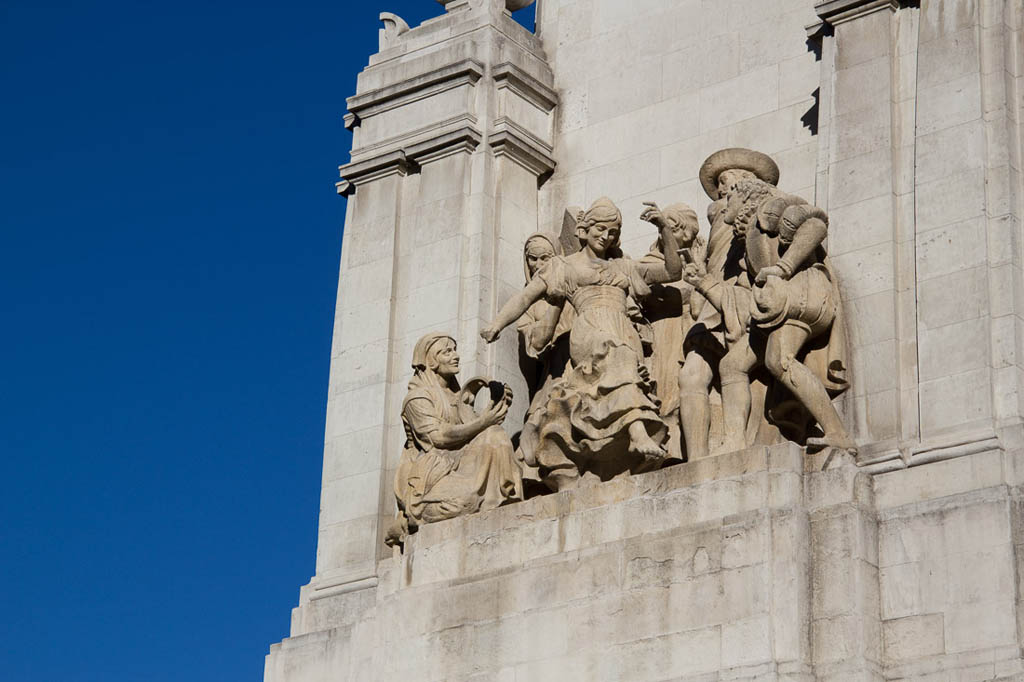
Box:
530;251;667;487
393;375;523;533
516;297;574;475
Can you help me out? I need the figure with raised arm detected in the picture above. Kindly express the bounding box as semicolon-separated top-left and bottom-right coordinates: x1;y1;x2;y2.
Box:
480;197;682;490
638;203;705;460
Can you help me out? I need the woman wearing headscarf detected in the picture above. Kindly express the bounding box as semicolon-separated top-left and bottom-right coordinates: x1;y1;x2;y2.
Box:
386;333;523;546
516;232;575;479
480;197;682;491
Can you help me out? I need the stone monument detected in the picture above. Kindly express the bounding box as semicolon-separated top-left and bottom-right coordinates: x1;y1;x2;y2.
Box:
265;1;1024;680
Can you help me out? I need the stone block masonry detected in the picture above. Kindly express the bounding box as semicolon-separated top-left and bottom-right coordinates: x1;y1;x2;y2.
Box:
267;429;1024;681
265;0;1024;678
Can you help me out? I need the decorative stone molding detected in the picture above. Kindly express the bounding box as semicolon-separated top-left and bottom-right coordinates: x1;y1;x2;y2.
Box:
345;59;485;122
857;430;1006;474
336;149;415;195
814;0;905;26
488;122;555;176
404;125;482;165
337;125;484;194
378;12;410;51
492;62;557;113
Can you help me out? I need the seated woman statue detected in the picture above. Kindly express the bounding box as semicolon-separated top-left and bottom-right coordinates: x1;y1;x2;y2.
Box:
386;332;524;547
516;232;575;483
480;197;682;491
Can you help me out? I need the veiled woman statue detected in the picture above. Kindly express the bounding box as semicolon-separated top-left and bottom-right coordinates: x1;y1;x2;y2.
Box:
516;232;575;481
386;332;524;546
480;197;682;491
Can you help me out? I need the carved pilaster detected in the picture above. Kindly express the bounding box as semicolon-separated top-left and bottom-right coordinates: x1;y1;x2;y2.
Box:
303;0;557;611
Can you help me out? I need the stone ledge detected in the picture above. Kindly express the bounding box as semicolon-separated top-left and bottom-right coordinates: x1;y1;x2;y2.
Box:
388;442;805;590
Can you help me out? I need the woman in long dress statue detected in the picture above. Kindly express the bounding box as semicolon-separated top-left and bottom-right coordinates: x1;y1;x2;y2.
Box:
387;332;524;546
480;197;682;490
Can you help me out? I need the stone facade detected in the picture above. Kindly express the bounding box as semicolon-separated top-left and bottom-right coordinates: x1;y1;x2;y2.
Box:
265;0;1024;679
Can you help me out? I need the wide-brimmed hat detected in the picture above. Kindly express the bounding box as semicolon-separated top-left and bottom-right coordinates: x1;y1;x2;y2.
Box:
699;148;780;200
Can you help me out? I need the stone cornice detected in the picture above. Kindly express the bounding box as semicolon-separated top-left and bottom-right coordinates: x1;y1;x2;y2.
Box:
489;120;556;177
336;150;414;196
855;430;1004;475
337;125;483;194
345;59;484;122
405;125;482;165
350;114;479;163
492;62;557;112
815;0;903;25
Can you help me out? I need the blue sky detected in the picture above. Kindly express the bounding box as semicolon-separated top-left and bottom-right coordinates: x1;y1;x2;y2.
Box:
0;2;534;680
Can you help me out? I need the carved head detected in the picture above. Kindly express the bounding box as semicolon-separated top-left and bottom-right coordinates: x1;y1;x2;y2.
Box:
576;196;622;258
523;233;558;282
662;203;700;248
411;333;459;379
429;338;460;378
699;148;780;200
724;178;778;237
717;168;757;200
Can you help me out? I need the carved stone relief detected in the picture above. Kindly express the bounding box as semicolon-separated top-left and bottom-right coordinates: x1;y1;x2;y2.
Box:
386;332;524;546
390;148;854;540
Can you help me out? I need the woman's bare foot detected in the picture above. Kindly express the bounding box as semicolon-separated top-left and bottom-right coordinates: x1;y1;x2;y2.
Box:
628;421;666;458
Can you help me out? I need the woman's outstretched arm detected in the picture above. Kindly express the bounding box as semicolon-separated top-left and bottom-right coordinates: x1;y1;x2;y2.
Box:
481;276;548;343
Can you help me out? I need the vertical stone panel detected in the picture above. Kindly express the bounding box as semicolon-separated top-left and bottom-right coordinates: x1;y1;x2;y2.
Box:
291;0;559;616
818;3;904;448
315;168;409;589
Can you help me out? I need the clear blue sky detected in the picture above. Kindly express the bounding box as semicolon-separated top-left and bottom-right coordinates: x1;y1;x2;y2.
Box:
0;2;533;680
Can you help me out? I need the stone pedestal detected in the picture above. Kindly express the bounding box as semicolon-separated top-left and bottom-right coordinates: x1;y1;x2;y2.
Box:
267;430;1024;681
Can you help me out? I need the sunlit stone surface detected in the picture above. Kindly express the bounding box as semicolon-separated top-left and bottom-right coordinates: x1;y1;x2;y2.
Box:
265;0;1024;679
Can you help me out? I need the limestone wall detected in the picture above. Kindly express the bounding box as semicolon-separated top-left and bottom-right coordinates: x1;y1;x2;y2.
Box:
535;0;821;257
265;0;1024;679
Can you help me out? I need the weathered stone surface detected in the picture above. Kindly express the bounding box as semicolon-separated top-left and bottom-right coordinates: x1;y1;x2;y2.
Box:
266;0;1024;678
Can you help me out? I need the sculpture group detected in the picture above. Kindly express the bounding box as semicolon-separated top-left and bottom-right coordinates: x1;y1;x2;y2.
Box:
387;148;853;545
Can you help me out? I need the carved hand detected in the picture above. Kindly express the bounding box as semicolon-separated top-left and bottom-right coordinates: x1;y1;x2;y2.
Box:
682;262;706;287
481;397;509;427
688;238;707;267
479;325;500;343
755;264;789;285
640;201;667;228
